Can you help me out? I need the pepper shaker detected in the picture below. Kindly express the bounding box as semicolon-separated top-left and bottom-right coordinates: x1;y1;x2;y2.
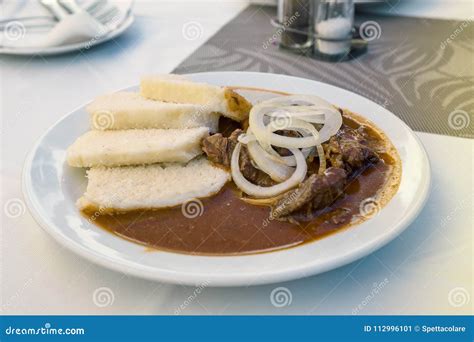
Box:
277;0;313;51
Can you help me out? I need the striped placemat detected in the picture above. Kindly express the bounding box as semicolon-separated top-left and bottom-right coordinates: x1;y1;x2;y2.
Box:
174;5;473;138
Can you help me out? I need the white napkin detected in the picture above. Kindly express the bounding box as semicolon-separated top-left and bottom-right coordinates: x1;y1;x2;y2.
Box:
39;11;107;47
0;0;132;49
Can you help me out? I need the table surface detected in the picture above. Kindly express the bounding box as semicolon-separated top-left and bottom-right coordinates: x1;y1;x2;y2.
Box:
1;1;472;315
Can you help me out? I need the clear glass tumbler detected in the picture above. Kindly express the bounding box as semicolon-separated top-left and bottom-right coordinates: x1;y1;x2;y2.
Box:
276;0;313;51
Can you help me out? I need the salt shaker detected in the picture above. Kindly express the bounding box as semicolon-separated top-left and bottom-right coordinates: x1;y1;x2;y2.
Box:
313;0;354;59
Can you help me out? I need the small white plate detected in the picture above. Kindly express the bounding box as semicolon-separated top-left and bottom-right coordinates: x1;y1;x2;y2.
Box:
22;72;431;287
0;1;134;56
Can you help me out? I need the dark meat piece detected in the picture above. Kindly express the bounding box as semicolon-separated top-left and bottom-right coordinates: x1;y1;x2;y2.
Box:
202;129;274;187
239;145;275;187
273;124;380;221
271;167;347;219
324;124;379;175
202;129;242;167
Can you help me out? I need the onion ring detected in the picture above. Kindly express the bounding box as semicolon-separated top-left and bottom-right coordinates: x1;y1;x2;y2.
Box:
231;143;307;198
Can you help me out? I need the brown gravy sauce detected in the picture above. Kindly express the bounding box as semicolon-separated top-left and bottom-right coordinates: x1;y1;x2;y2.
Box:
85;88;399;255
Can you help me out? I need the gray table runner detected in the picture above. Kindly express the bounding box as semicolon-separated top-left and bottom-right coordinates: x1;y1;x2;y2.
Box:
174;5;473;138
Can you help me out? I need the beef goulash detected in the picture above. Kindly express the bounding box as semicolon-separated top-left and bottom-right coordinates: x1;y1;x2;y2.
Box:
67;75;401;255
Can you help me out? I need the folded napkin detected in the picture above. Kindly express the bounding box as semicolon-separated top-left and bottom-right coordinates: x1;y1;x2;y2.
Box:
0;0;132;49
40;11;107;47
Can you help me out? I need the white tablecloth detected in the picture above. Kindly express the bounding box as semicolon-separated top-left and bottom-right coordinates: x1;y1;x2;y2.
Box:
1;1;472;315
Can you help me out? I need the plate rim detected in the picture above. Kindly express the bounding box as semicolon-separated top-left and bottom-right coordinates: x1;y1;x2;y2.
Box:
22;71;432;286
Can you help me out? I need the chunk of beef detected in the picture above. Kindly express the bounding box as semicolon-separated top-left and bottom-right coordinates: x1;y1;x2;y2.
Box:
271;167;347;219
202;129;242;167
202;129;274;187
273;124;380;221
324;124;379;175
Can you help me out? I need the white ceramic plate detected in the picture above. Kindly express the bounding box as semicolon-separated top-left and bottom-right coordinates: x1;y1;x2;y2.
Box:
22;72;431;287
0;1;134;56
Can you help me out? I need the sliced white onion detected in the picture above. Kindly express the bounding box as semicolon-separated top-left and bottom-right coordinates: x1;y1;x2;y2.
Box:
279;147;314;167
258;146;313;168
244;128;296;167
318;109;343;143
237;133;256;144
231;143;307;198
266;107;325;124
316;144;326;174
249;95;342;148
247;140;294;182
239;129;297;181
230;94;341;198
259;121;318;166
256;94;337;109
252;113;320;148
266;118;320;142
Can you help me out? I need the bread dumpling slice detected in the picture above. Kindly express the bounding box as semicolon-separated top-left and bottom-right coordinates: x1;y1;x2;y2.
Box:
140;74;252;122
77;157;230;213
67;127;209;167
86;92;220;132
